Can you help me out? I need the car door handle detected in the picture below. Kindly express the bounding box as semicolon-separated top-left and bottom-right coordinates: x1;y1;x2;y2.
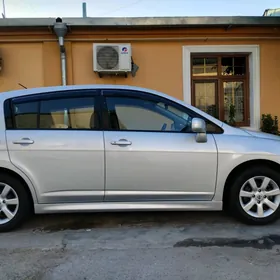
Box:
111;139;132;146
13;138;34;145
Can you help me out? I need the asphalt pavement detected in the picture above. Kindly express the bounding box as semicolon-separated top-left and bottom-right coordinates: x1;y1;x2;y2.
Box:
1;212;280;280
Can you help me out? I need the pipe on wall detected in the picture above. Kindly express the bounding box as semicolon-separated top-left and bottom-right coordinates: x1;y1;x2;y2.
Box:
60;44;67;86
53;18;68;86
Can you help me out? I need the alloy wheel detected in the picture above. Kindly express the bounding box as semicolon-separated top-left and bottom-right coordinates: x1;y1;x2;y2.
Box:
0;183;19;225
239;176;280;218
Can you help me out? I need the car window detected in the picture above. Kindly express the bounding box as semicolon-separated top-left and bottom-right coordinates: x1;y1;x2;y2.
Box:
12;96;97;130
206;121;222;133
40;97;95;129
106;97;192;132
14;101;38;129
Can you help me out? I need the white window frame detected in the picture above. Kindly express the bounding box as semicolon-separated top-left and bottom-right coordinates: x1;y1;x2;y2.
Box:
182;45;260;130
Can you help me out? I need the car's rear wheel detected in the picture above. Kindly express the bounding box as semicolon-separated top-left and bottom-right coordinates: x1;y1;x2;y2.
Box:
0;174;31;232
229;166;280;225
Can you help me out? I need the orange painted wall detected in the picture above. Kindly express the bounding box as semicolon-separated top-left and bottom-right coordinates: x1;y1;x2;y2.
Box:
42;42;61;87
0;43;44;91
259;41;280;117
0;26;279;119
72;41;183;100
72;39;280;118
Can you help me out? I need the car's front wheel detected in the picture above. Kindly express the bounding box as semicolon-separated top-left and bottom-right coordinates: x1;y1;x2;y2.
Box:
229;166;280;225
0;174;31;232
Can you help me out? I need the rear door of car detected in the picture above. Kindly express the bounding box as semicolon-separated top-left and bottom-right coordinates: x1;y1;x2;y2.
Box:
5;89;105;204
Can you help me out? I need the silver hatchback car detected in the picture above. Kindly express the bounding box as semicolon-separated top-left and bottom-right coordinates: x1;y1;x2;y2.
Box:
0;84;280;231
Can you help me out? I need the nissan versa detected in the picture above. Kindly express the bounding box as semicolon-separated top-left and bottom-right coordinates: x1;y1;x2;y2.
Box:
0;84;280;231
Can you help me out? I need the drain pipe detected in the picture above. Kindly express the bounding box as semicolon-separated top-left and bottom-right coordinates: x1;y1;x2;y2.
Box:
53;18;68;86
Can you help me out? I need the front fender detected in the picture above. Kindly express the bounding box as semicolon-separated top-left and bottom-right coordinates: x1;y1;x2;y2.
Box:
213;134;280;201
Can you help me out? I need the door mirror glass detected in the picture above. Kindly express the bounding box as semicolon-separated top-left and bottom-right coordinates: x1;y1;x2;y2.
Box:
191;118;207;143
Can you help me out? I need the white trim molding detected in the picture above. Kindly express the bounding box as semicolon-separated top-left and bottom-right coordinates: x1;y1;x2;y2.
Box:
182;45;260;130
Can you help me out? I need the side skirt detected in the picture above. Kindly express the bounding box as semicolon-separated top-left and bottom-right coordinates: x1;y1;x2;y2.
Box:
34;201;223;214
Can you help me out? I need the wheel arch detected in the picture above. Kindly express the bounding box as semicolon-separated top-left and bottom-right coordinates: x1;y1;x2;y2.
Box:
0;167;36;213
222;159;280;210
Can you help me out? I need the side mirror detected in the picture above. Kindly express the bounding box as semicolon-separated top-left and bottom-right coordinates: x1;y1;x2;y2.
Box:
191;118;207;143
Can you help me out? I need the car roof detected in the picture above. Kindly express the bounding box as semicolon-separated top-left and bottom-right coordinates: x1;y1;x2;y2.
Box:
0;84;224;128
0;85;148;99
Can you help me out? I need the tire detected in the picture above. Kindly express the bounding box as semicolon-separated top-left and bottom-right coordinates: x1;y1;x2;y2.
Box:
0;173;31;232
229;165;280;225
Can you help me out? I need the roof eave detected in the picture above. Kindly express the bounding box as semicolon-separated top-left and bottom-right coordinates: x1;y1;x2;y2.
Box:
0;16;279;29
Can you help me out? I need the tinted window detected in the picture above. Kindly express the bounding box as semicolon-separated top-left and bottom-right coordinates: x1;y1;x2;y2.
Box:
13;101;38;129
105;94;223;134
11;96;97;130
40;97;95;129
4;100;13;129
106;97;192;132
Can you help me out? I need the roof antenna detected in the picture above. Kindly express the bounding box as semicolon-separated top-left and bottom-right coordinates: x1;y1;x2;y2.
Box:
18;83;27;89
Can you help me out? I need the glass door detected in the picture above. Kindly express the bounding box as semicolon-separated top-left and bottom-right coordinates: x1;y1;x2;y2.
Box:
223;81;247;125
192;80;218;118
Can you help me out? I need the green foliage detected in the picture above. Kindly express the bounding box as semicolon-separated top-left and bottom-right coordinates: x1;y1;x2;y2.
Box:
224;104;236;126
206;105;218;118
261;114;279;135
228;104;236;126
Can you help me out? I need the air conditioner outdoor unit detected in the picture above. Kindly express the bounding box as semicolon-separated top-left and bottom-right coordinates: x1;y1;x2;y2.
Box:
93;43;132;74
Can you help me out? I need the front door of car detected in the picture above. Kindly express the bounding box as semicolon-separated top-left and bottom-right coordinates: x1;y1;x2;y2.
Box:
103;89;219;202
5;90;105;204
